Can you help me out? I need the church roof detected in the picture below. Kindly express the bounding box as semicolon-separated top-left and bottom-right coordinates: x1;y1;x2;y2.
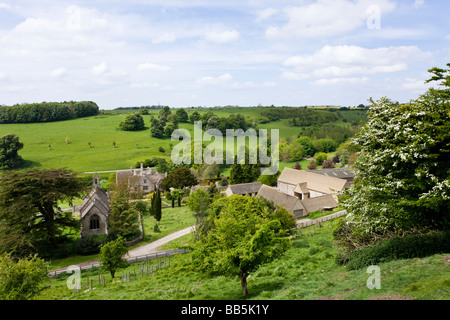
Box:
80;186;110;219
227;182;262;195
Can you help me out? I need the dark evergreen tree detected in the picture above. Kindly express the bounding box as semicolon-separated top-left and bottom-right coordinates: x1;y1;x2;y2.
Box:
0;134;24;169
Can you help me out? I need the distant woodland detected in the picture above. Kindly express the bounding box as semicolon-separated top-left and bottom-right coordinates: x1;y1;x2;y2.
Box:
0;101;99;123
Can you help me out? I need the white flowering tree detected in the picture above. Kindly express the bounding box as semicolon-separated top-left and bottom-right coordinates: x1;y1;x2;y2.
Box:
337;64;450;247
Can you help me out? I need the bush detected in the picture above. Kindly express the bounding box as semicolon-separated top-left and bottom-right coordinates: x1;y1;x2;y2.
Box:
339;231;450;270
0;253;48;300
75;235;109;255
307;159;317;170
321;159;335;169
119;113;145;131
314;152;328;166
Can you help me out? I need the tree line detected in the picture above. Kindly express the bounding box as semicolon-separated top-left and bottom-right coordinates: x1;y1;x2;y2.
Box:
0;101;99;123
147;107;252;137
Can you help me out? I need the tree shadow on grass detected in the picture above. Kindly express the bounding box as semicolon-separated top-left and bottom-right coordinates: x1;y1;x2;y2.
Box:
21;159;42;169
244;278;286;300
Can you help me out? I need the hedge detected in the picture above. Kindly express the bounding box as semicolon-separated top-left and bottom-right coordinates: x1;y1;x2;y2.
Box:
338;231;450;270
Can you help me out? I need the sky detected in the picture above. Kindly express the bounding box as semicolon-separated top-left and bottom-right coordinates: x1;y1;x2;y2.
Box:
0;0;449;109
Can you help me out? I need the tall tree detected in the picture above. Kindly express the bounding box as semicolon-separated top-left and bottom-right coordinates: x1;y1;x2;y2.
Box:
191;196;294;296
109;187;139;239
152;189;162;222
337;64;450;249
160;167;198;191
0;169;84;257
98;236;128;279
0;134;24;169
150;116;164;138
229;162;260;184
158;106;171;125
175;108;189;123
189;111;201;123
186;188;212;239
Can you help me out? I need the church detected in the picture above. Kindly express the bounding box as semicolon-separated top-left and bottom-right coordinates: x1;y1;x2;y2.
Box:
77;173;111;238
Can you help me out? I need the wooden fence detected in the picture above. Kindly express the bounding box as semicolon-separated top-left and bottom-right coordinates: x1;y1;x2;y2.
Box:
48;248;188;277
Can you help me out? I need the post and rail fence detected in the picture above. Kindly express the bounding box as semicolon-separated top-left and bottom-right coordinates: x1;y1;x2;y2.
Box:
48;248;189;277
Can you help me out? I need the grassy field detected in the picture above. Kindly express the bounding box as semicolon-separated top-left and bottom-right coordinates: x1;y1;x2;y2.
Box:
35;218;450;300
0;113;177;172
0;107;360;173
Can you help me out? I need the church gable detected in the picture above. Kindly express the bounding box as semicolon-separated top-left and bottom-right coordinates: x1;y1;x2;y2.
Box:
79;173;111;238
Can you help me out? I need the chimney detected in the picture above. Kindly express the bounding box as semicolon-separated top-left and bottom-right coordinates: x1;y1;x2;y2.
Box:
140;162;143;175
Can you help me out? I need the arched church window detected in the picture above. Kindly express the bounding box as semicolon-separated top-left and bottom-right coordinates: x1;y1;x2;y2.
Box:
90;215;100;230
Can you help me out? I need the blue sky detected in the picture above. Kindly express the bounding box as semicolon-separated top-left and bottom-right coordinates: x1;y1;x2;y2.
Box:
0;0;449;109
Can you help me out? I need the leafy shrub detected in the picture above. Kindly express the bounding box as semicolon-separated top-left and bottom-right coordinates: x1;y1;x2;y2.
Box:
292;240;310;248
75;235;109;255
119;113;145;131
307;159;317;170
0;253;48;300
314;152;328;166
321;159;335;169
340;231;450;270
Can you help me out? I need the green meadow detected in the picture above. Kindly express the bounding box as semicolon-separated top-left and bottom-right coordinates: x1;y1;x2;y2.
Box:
0;113;181;172
0;106;361;173
36;218;450;300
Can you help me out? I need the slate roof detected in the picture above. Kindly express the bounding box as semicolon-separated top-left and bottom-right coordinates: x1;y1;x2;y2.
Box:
307;168;354;180
80;186;110;219
226;182;262;195
116;167;166;187
115;170;134;184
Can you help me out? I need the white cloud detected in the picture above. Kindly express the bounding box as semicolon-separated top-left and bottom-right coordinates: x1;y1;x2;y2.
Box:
130;82;160;89
255;8;277;21
265;0;396;40
1;5;126;59
137;63;171;72
92;62;127;79
401;77;434;91
51;67;67;78
413;0;425;9
0;3;11;10
282;45;431;81
152;33;176;44
92;62;108;76
197;73;234;86
0;72;8;81
313;77;370;86
204;30;240;43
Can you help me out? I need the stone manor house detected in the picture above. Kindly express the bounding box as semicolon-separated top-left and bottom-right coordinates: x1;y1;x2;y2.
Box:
116;163;167;195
